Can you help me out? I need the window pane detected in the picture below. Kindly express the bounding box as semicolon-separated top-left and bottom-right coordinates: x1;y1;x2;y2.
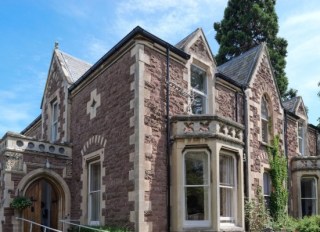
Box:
261;97;268;119
299;138;303;154
191;93;206;115
262;120;268;143
302;199;317;217
220;155;234;186
90;163;101;191
263;172;271;195
220;187;234;220
191;66;206;93
90;191;100;221
185;187;209;220
298;123;303;137
301;178;316;198
185;152;208;185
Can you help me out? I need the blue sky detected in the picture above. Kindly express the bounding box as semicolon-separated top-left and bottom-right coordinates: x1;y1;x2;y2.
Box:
0;0;319;136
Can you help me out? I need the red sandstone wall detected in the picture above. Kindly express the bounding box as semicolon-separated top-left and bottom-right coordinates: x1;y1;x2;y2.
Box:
215;83;244;124
42;60;67;143
143;46;187;231
286;118;298;159
70;50;135;228
308;127;317;156
23;120;42;139
248;55;284;185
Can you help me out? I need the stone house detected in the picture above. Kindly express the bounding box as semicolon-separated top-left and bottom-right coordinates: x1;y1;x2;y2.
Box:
0;26;319;232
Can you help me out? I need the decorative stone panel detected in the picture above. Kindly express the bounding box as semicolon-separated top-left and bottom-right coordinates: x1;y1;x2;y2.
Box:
171;115;244;145
4;152;23;172
291;156;320;172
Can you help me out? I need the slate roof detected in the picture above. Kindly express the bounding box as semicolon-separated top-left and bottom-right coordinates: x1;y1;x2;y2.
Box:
175;28;200;50
282;96;300;114
56;50;92;84
217;44;264;86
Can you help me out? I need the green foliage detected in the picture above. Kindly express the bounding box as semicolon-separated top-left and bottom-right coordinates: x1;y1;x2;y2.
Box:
67;225;130;232
214;0;288;96
267;135;288;222
10;196;32;210
245;186;271;231
282;88;298;101
270;215;298;231
296;216;320;232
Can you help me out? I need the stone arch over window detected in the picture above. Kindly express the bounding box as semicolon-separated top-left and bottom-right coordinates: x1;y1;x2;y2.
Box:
80;135;107;226
261;94;273;143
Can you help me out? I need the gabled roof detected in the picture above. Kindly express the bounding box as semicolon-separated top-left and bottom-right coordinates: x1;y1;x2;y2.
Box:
55;49;92;84
217;44;264;86
175;28;215;64
175;28;199;50
282;96;300;114
282;96;308;119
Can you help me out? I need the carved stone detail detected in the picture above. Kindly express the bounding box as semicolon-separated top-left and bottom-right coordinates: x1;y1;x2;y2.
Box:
5;152;23;171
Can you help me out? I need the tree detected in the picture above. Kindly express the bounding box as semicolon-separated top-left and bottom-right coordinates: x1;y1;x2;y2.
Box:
282;88;297;101
214;0;288;96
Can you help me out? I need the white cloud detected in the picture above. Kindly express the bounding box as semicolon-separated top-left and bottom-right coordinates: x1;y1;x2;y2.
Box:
279;7;320;125
113;0;227;43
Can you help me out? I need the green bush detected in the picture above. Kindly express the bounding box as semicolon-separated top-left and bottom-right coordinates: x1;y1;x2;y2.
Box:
245;186;272;231
67;225;130;232
10;196;32;210
270;216;298;232
296;216;320;232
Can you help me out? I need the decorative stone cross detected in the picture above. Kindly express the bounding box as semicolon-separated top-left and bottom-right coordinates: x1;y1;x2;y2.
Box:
86;89;101;120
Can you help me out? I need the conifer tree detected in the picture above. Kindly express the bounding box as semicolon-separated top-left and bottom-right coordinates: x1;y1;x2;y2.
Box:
214;0;288;96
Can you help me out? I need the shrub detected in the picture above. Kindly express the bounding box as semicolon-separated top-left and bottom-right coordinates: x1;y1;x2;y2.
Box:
67;225;131;232
10;196;32;210
245;186;271;231
296;216;320;232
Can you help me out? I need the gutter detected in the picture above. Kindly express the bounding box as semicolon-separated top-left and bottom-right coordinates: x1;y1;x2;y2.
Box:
69;26;190;92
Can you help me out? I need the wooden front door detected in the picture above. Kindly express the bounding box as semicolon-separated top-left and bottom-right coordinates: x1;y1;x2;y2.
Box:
23;179;58;232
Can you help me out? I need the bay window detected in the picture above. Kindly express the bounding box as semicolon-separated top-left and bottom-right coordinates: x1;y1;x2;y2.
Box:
184;151;210;227
191;65;207;114
220;154;237;225
301;177;317;217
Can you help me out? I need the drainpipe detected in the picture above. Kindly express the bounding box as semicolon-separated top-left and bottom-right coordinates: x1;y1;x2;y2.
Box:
284;111;290;214
166;46;171;232
241;86;249;199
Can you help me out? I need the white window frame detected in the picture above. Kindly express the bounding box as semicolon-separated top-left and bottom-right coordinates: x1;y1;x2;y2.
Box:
261;96;269;143
298;122;305;156
301;177;318;217
88;160;101;226
190;65;208;115
219;153;237;227
183;150;211;228
263;172;272;209
51;100;58;142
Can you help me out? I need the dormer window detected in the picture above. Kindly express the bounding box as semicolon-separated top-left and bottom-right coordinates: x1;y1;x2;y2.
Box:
191;65;207;114
298;122;304;155
51;100;58;142
261;96;269;143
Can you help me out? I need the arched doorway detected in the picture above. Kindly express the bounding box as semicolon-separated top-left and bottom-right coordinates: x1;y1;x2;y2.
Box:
23;178;59;232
